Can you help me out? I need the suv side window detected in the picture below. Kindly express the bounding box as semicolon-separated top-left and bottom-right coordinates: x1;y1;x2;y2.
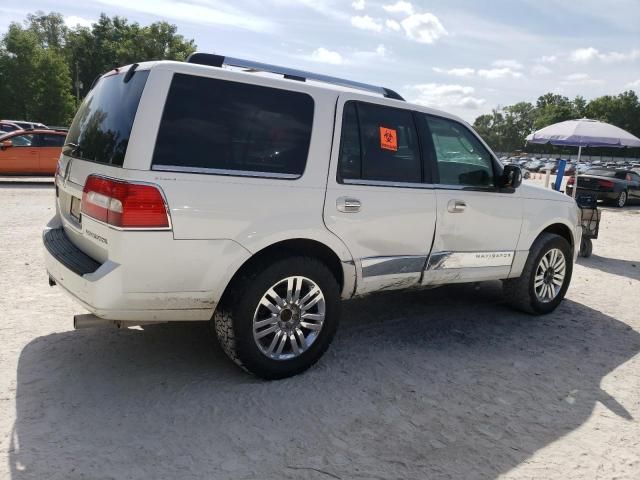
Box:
10;134;34;147
338;101;421;184
424;115;495;187
152;74;315;178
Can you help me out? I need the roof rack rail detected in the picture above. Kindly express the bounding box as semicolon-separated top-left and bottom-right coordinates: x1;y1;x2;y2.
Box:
186;52;405;101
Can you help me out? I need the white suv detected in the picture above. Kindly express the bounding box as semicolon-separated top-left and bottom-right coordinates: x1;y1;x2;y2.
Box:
44;54;581;379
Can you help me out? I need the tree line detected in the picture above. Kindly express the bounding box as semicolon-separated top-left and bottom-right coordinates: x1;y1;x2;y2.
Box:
0;11;196;126
473;91;640;156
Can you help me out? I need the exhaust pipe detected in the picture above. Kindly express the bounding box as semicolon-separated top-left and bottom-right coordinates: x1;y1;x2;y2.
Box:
73;314;166;330
73;314;121;329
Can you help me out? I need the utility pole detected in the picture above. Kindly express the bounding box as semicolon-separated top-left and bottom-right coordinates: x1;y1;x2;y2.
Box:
74;61;83;104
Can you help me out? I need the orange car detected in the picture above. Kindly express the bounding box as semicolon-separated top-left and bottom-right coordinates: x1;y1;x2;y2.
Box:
0;129;66;175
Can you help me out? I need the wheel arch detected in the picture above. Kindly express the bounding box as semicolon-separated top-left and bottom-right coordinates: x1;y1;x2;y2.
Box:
540;222;575;250
510;219;577;279
216;238;356;311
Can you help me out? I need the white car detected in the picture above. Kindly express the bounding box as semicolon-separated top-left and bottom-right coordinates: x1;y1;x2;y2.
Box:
44;54;581;378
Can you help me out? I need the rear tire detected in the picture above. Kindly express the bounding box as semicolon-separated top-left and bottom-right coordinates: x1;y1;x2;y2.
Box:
212;256;340;379
579;237;593;258
503;233;573;315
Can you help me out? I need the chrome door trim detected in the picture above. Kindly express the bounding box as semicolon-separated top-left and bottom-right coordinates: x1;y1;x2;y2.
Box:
426;251;514;270
151;164;301;180
342;178;435;190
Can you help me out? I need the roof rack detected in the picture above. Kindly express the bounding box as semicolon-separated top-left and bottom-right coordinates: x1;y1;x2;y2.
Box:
186;52;405;101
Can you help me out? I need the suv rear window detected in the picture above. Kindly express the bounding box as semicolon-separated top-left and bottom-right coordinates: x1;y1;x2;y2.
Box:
65;70;149;166
152;74;314;178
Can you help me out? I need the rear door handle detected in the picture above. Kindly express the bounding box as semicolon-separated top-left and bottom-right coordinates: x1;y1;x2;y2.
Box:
447;199;467;213
337;197;361;213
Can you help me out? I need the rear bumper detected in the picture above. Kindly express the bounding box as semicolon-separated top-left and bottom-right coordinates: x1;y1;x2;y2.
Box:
43;218;251;321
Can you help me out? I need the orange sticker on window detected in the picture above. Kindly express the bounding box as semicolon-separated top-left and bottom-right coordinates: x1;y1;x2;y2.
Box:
379;127;398;151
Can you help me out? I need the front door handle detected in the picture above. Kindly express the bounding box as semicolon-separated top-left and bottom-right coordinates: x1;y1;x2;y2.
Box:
447;199;467;213
337;197;361;213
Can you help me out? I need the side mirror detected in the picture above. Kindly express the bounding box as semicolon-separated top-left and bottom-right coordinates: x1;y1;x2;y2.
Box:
499;164;522;189
0;140;12;150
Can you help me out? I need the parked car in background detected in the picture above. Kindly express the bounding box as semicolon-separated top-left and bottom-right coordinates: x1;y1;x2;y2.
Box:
2;119;47;130
526;159;544;172
0;121;22;133
1;119;48;130
576;163;592;174
0;129;66;175
566;168;640;207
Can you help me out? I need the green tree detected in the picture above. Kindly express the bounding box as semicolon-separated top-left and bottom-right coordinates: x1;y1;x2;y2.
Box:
25;11;68;50
534;93;575;129
65;14;196;100
586;91;640;138
0;11;196;125
0;22;75;125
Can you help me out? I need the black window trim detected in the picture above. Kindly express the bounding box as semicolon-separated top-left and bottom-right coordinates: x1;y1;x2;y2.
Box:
336;100;429;188
150;72;315;181
420;112;505;193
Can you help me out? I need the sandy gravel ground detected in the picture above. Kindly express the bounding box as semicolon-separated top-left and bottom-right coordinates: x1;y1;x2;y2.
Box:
0;181;639;480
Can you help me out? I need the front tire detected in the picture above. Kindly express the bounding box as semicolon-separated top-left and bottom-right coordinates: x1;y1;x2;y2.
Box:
213;257;340;379
615;190;627;208
503;233;573;314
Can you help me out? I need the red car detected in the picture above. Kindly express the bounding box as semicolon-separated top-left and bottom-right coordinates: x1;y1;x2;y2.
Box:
0;129;66;175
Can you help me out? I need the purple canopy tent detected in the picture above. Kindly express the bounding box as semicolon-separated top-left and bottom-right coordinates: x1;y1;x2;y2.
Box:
526;118;640;197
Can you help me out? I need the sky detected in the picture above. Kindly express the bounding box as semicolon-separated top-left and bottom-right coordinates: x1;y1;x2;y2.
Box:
1;0;639;122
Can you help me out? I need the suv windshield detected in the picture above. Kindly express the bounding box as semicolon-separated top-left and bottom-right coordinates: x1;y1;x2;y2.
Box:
64;70;149;166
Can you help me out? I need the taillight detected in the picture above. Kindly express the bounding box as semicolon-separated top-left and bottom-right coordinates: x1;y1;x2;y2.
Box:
598;180;614;189
567;176;575;185
81;175;170;229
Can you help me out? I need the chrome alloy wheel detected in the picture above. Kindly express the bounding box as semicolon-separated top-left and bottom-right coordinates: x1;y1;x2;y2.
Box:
252;276;326;361
534;248;566;303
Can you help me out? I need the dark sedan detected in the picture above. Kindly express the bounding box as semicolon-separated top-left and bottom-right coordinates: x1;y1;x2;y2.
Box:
566;168;640;207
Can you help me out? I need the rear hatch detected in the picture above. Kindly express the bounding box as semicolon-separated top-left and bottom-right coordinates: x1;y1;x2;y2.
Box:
55;67;150;263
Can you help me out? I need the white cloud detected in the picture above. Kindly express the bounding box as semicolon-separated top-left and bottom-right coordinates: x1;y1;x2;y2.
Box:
353;44;388;59
408;83;486;110
569;47;600;63
569;47;640;63
531;65;552;75
351;0;365;10
492;59;523;69
477;67;522;79
626;79;640;89
600;49;640;62
351;15;383;32
433;67;476;77
94;0;274;32
385;19;401;31
383;1;414;15
310;47;345;65
64;15;94;28
560;72;604;85
401;13;447;44
539;55;557;63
